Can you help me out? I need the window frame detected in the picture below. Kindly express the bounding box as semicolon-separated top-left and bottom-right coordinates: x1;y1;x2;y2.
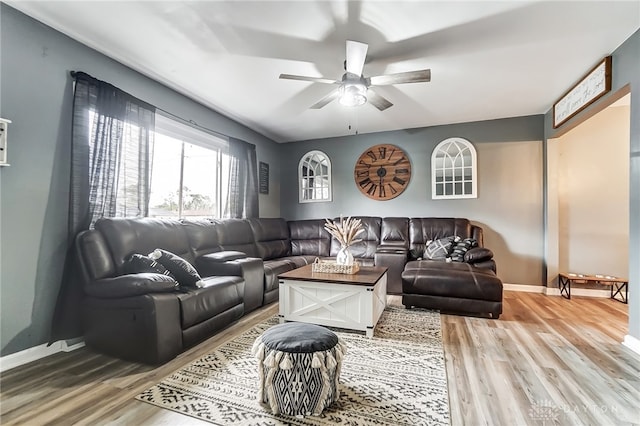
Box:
149;114;230;219
431;137;478;199
298;150;332;203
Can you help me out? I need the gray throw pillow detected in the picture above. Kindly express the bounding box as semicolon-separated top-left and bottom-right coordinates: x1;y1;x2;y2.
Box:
449;238;478;262
424;236;458;260
125;253;177;279
150;249;204;288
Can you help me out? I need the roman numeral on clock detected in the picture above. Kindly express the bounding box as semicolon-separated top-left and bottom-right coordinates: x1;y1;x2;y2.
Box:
358;159;371;169
393;176;406;186
378;146;387;159
359;177;372;188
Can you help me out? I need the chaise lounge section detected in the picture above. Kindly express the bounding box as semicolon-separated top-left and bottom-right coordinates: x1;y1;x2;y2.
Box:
402;261;503;319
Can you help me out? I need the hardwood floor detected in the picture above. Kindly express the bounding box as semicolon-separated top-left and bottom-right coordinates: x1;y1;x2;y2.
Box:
439;292;638;425
1;291;638;425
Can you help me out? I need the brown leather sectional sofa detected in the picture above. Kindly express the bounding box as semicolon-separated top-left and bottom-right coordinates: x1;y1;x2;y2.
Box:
76;216;500;364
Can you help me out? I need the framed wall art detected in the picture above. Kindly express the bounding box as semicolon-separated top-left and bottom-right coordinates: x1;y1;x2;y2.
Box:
259;161;269;194
553;56;612;128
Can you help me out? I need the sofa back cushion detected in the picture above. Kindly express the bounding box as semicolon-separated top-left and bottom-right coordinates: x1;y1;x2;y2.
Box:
288;219;331;257
249;218;291;260
214;219;259;257
408;218;473;259
330;216;381;259
380;217;409;247
182;220;223;258
94;217;194;274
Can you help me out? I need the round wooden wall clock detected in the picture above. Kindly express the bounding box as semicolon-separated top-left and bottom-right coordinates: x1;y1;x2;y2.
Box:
354;144;411;200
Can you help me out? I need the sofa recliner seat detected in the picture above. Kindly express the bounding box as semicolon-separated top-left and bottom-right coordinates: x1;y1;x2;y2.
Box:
77;218;252;364
401;260;503;318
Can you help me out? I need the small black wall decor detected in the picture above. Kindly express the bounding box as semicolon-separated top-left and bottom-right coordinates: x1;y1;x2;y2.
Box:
259;161;269;194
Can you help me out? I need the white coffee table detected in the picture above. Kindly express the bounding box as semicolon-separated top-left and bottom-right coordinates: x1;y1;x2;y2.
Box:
278;264;388;337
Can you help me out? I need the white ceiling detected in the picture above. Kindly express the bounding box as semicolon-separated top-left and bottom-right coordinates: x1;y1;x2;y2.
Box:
7;1;640;143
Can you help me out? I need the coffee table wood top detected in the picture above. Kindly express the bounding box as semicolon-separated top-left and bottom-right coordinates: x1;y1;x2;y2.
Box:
279;264;388;286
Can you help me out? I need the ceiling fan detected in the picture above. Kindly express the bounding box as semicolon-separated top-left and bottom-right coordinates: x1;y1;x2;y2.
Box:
279;40;431;111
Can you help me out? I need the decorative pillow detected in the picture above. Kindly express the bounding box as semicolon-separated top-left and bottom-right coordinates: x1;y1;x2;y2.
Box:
125;253;176;279
149;249;205;288
424;236;459;260
449;238;478;262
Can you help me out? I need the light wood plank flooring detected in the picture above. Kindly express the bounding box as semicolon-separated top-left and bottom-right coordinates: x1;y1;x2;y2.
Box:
1;291;638;425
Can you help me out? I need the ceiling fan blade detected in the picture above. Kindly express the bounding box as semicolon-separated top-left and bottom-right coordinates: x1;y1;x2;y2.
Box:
346;40;368;76
279;74;340;85
310;89;340;109
368;69;431;86
367;90;393;111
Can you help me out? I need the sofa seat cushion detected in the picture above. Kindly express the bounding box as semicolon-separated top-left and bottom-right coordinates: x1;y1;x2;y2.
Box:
402;260;502;302
276;256;316;268
177;276;244;328
263;259;297;293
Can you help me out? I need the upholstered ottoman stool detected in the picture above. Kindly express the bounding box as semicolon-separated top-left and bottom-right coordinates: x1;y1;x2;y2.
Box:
252;322;346;416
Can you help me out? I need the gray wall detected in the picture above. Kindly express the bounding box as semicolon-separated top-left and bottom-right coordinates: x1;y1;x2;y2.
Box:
280;116;545;287
545;29;640;341
0;5;281;356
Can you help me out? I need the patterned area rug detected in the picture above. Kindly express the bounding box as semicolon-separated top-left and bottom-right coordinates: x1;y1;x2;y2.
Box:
136;307;450;425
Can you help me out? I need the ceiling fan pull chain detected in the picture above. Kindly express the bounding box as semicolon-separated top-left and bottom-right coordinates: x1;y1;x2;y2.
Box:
349;109;359;135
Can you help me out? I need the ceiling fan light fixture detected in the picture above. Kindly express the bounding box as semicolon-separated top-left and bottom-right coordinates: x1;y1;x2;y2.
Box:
339;82;367;107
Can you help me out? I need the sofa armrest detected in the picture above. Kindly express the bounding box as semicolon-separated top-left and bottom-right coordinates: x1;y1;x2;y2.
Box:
464;247;493;263
199;250;247;263
85;273;178;298
375;245;409;255
83;292;182;364
196;256;265;313
464;247;496;273
374;246;409;294
472;259;497;272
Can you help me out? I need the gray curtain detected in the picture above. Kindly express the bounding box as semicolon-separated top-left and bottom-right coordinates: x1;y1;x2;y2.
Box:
50;71;155;342
224;137;259;218
69;71;155;237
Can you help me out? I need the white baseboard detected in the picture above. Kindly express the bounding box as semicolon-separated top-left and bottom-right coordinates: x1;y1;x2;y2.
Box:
504;283;624;299
0;340;85;373
503;283;545;293
623;335;640;356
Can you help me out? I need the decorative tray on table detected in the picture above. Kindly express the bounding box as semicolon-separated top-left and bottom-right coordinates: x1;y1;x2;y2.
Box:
312;258;360;275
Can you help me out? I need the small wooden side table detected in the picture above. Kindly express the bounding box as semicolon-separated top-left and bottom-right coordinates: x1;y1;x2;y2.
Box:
558;273;628;303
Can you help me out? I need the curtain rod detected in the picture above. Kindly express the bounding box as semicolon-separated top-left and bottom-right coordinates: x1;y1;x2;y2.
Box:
70;70;232;142
154;107;230;142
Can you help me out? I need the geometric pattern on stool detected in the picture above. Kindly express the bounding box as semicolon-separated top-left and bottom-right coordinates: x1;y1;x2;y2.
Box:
252;323;346;416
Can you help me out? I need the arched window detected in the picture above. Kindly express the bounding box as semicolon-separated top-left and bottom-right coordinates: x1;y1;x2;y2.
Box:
299;150;332;203
432;137;477;199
